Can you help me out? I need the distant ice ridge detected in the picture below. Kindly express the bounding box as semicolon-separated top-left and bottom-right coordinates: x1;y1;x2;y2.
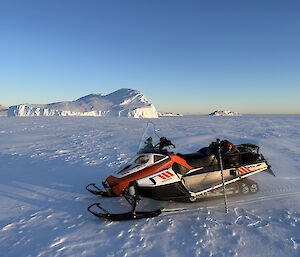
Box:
8;89;159;118
158;112;183;117
209;110;240;116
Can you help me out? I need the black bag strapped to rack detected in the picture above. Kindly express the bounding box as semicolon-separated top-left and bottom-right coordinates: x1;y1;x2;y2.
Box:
237;143;259;154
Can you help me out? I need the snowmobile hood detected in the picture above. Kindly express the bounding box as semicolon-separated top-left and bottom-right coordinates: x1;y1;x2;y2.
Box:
113;153;169;178
106;154;172;196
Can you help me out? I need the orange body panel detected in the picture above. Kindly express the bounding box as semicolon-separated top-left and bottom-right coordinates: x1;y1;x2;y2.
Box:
169;154;194;169
106;154;194;196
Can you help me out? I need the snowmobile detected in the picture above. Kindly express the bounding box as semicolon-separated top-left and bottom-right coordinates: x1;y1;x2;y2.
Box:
86;123;274;221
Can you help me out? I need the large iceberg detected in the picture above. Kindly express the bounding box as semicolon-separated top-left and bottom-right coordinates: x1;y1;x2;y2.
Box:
8;89;159;118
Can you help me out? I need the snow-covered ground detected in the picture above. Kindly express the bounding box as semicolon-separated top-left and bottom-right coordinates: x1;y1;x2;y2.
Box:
0;115;299;257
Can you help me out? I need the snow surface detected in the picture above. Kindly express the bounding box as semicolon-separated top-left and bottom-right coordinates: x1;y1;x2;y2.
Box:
0;115;299;257
8;89;159;118
209;110;240;116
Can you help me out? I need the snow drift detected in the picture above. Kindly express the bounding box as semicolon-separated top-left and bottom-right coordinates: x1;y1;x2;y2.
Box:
8;89;159;118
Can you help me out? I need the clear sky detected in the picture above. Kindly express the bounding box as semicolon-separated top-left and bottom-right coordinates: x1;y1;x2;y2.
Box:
0;0;299;114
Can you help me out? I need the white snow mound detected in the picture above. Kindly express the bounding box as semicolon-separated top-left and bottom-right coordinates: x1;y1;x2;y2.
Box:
158;112;183;117
209;110;240;116
8;89;159;118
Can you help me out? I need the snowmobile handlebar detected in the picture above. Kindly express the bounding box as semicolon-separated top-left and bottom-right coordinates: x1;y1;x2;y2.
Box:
156;137;176;150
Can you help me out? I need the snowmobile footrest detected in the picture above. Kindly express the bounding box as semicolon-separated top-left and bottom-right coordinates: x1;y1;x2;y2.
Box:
87;203;162;221
85;183;109;197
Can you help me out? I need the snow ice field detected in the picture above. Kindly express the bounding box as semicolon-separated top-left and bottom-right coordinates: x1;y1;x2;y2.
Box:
0;115;299;257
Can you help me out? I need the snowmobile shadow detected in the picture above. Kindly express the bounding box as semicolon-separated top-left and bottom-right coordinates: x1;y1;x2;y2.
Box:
0;152;107;224
133;172;300;220
0;151;136;255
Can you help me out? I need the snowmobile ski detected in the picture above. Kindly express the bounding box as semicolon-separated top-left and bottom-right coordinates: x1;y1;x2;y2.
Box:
87;184;162;221
87;203;162;221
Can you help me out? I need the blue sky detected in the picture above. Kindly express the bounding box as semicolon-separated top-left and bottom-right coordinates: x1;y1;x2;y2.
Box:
0;0;299;114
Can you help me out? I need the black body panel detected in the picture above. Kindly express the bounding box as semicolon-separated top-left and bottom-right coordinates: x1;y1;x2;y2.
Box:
172;162;190;175
137;182;190;201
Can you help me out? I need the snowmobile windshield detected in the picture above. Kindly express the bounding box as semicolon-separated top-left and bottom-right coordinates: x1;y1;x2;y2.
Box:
137;123;160;154
116;154;150;174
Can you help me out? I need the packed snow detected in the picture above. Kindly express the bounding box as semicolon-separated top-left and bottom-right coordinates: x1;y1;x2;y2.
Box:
209;110;240;116
0;115;299;257
8;89;159;118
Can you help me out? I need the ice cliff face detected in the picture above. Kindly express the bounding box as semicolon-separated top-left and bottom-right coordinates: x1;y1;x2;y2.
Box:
209;110;240;116
0;105;8;116
8;89;159;118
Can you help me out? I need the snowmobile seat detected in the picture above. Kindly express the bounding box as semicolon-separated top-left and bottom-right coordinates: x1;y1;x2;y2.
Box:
197;146;212;156
177;146;211;161
178;151;206;160
177;152;218;168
